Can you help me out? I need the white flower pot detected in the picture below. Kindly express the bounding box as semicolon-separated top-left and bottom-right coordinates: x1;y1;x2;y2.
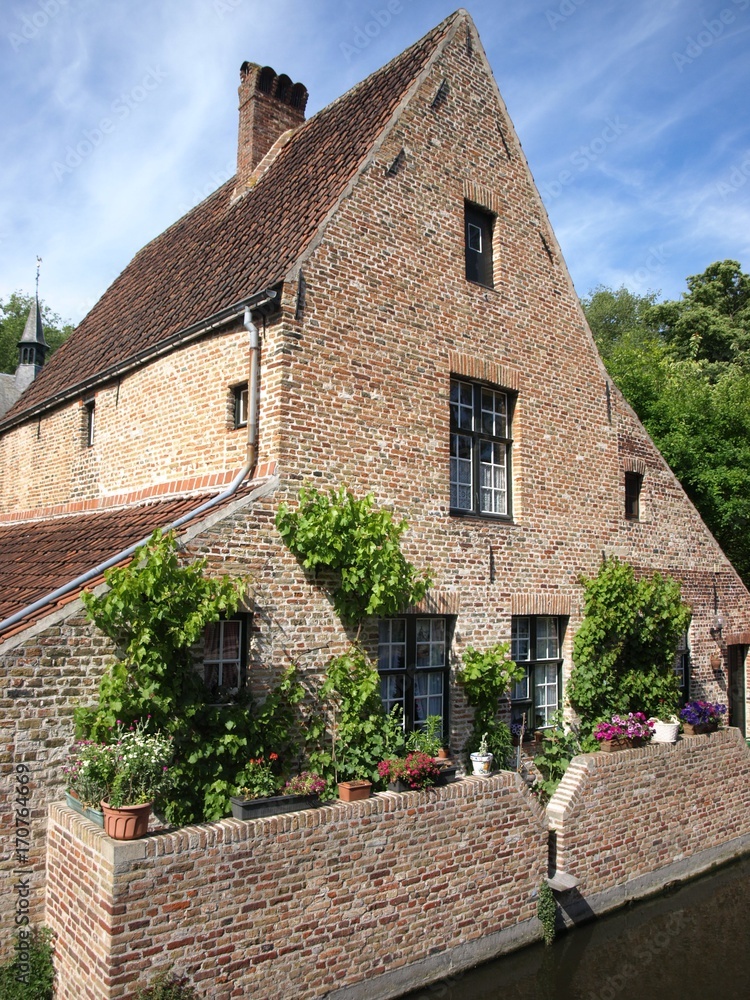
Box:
652;720;679;743
470;752;493;775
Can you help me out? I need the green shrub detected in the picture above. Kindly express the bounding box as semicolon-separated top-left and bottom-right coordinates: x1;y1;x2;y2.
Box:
0;927;55;1000
568;557;691;735
276;486;430;628
458;642;524;769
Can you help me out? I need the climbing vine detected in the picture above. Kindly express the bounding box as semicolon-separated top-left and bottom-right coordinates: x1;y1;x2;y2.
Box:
567;557;691;734
457;642;524;767
537;880;557;946
276;485;430;627
77;530;307;824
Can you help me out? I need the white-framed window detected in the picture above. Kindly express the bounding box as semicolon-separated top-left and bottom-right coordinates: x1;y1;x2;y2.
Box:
233;383;249;428
378;616;450;734
450;378;513;518
510;615;565;729
203;618;245;694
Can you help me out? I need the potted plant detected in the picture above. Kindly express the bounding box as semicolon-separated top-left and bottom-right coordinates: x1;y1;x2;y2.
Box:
405;715;444;758
64;739;111;827
469;732;494;775
78;720;174;840
230;756;325;819
594;713;654;751
650;715;680;743
337;779;373;801
680;700;727;735
377;752;442;791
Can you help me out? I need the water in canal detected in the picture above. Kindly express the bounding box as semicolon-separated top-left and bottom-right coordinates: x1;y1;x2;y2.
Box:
400;855;750;1000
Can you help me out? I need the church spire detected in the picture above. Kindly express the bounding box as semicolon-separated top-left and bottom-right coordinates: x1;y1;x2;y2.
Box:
15;257;48;392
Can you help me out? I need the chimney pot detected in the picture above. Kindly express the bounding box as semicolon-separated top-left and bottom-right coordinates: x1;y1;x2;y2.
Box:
234;63;308;198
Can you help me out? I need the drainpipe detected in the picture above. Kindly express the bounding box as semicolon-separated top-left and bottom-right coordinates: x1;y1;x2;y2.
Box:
244;305;260;470
0;298;272;639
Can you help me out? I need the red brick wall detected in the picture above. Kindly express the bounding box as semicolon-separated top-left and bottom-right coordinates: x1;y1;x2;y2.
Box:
548;729;750;901
46;775;547;1000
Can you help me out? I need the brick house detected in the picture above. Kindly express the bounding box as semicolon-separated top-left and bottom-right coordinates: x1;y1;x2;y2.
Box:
1;8;749;951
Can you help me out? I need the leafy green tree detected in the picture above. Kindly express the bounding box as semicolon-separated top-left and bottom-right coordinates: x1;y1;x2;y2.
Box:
0;292;73;373
568;558;691;733
583;262;750;586
648;260;750;366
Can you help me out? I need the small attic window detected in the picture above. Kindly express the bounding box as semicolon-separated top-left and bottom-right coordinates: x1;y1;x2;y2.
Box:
233;383;249;428
84;399;95;447
625;471;642;521
465;203;494;288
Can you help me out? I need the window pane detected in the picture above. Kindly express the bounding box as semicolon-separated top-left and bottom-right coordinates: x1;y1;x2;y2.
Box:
534;664;559;727
381;674;405;716
467;223;482;253
450;380;474;431
511;618;530;661
536;617;559;659
204;623;221;658
414;672;444;726
450;433;473;510
479;441;507;514
511;666;530;701
480;389;507;438
416;619;445;669
378;619;406;670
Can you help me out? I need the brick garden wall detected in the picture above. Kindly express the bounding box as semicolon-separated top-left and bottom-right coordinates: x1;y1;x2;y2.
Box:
547;729;750;918
45;774;548;1000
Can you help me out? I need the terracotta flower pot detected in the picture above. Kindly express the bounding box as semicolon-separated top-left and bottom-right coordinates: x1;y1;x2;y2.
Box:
337;780;372;802
101;801;152;840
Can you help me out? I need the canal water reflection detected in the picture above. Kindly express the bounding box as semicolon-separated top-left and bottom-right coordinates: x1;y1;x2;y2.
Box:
400;855;750;1000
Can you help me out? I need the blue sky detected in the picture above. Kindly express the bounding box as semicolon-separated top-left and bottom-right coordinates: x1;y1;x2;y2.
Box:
1;0;749;325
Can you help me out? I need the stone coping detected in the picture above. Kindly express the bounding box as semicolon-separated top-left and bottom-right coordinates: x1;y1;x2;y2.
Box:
49;768;545;866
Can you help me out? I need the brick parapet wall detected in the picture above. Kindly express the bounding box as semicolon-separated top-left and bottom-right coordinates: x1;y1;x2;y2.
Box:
46;773;547;1000
547;729;750;901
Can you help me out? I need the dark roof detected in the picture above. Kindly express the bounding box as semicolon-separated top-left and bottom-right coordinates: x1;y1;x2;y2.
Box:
0;487;258;638
1;12;458;428
0;374;20;418
19;295;47;347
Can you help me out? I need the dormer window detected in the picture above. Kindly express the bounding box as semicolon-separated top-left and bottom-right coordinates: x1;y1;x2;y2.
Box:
465;203;494;287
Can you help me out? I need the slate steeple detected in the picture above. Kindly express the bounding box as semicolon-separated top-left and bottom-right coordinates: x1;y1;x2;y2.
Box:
15;258;48;392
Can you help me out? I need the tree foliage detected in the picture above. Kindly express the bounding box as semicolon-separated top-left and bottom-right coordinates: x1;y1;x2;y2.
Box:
0;292;72;374
77;530;284;824
583;261;750;585
567;558;691;733
276;486;430;627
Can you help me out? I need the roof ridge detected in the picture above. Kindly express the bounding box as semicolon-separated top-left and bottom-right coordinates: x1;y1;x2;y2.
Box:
0;10;468;427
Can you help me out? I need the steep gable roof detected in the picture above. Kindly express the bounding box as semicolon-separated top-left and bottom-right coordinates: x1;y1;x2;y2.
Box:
1;11;461;429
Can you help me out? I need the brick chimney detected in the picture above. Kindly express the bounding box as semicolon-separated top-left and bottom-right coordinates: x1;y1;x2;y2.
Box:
233;63;308;198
